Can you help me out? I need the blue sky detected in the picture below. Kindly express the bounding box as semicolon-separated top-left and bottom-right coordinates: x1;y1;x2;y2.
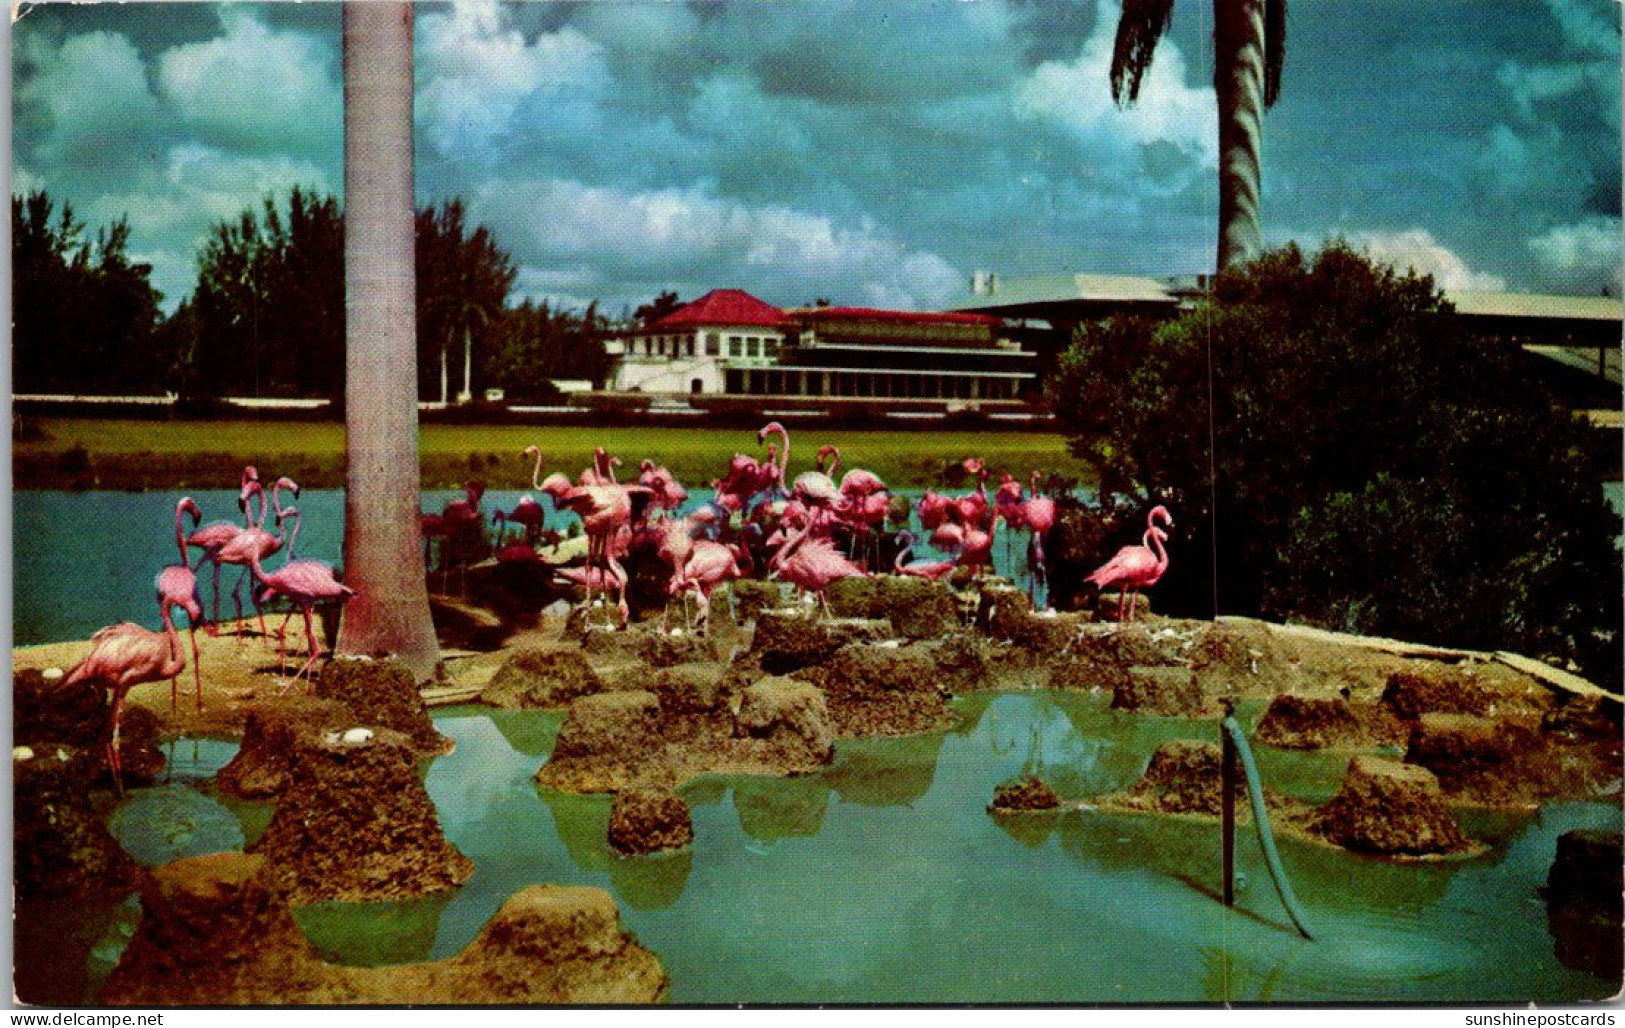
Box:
11;0;1622;316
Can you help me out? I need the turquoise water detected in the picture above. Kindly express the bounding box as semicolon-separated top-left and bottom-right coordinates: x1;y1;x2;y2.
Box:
12;488;1047;646
80;691;1620;1005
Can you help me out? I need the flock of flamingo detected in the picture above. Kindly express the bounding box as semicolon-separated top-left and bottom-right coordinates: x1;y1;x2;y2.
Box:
58;421;1173;792
63;466;350;789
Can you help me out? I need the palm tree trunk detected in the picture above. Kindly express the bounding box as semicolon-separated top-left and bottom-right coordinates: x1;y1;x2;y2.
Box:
439;341;448;405
1213;0;1267;270
337;1;439;682
461;324;473;403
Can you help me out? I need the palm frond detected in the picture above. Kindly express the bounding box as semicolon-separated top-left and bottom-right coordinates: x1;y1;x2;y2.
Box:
1110;0;1177;107
1264;0;1287;108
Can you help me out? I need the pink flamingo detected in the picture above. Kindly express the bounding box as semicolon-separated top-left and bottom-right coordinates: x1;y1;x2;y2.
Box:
500;494;547;541
490;510;540;564
62;611;185;794
554;559;631;627
187;466;263;622
1021;472;1058;606
247;543;356;689
579;447;621;485
954;458;992;529
542;464;650;628
155;496;207;711
892;529;958;582
670;539;749;633
793;444;844;509
433;481;486;592
918;489;954;531
770;510;870;617
213;476;300;638
638;459;688;514
1085;506;1174;622
958;525;994;580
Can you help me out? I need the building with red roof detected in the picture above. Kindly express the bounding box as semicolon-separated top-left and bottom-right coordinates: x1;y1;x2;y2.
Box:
607;288;1036;403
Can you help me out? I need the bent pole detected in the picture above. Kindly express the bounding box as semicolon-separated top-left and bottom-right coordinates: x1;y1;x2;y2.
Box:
1221;710;1315;941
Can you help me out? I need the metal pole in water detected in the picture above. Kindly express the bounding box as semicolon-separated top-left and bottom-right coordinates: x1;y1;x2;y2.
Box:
1221;711;1315;941
1221;699;1237;907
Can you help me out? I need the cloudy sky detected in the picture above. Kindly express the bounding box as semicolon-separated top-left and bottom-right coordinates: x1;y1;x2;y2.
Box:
11;0;1621;316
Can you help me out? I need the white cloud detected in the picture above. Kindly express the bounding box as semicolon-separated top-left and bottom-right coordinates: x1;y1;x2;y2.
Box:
417;0;609;159
483;179;962;310
156;9;340;156
1013;0;1216;170
16;29;165;162
1527;217;1623;294
1342;229;1508;292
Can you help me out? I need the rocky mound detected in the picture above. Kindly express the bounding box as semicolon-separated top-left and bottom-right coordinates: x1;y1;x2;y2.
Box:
318;655;454;755
988;775;1062;813
751;609;890;674
1109;740;1234;816
536;674;834;794
1252;693;1406;750
248;727;473;903
1112;666;1212;718
101;852;667;1005
828;575;962;640
215;697;356;799
1543;830;1624;983
1307;756;1474;857
14;668;164;787
13;743;141;898
608;789;694;855
1383;666;1493;720
1404;713;1552;807
806;643;953;737
480;646;605;709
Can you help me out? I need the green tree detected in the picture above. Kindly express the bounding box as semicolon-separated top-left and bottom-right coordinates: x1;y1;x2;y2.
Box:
1111;0;1286;270
12;190;164;393
486;298;612;398
187;188;343;400
415;199;516;404
1049;242;1621;684
335;0;439;682
634;290;681;326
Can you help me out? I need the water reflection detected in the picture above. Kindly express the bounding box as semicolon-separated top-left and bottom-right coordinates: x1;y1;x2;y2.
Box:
57;693;1625;1004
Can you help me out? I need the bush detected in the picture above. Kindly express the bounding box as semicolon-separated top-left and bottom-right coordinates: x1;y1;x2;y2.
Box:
1048;242;1621;684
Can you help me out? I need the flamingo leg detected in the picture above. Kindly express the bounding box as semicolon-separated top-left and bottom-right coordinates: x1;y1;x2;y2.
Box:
275;610;296;675
106;693;126;797
295;604;321;692
189;624;204;713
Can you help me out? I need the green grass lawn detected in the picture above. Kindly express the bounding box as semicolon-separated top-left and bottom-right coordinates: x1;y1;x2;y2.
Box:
15;418;1091;491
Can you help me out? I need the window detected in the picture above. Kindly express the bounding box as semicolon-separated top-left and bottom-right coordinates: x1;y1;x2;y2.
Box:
685;336;695;357
746;337;760;358
705;333;719;356
728;336;742;357
764;337;779;358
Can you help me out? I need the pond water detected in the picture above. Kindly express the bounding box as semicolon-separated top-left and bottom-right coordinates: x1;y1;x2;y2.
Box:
11;488;1052;647
45;690;1619;1005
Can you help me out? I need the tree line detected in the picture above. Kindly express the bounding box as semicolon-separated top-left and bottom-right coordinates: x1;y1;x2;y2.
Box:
11;187;612;402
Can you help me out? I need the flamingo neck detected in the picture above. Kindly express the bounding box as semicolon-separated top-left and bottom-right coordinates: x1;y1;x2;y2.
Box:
283;511;302;557
530;450;545;491
1148;527;1168;570
173;506;189;564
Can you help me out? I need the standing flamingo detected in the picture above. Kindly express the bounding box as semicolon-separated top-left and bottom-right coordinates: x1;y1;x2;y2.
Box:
1085;506;1174;622
770;510;870;617
212;476;300;639
541;463;650;628
1022;472;1058;607
187;466;264;623
156;496;207;711
247;545;356;689
61;612;185;794
954;458;992;529
637;459;688;515
892;529;958;582
670;539;749;633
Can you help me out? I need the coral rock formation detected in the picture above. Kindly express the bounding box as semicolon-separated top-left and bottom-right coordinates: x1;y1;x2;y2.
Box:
1308;756;1473;856
480;646;605;709
318;655;454;755
988;775;1062;813
102;852;667;1005
249;727;474;903
1543;829;1624;983
608;788;694;855
13;743;141;897
216;697;356;798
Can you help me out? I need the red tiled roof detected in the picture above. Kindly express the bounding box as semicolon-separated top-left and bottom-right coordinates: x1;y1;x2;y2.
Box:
792;306;1001;327
651;289;786;328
